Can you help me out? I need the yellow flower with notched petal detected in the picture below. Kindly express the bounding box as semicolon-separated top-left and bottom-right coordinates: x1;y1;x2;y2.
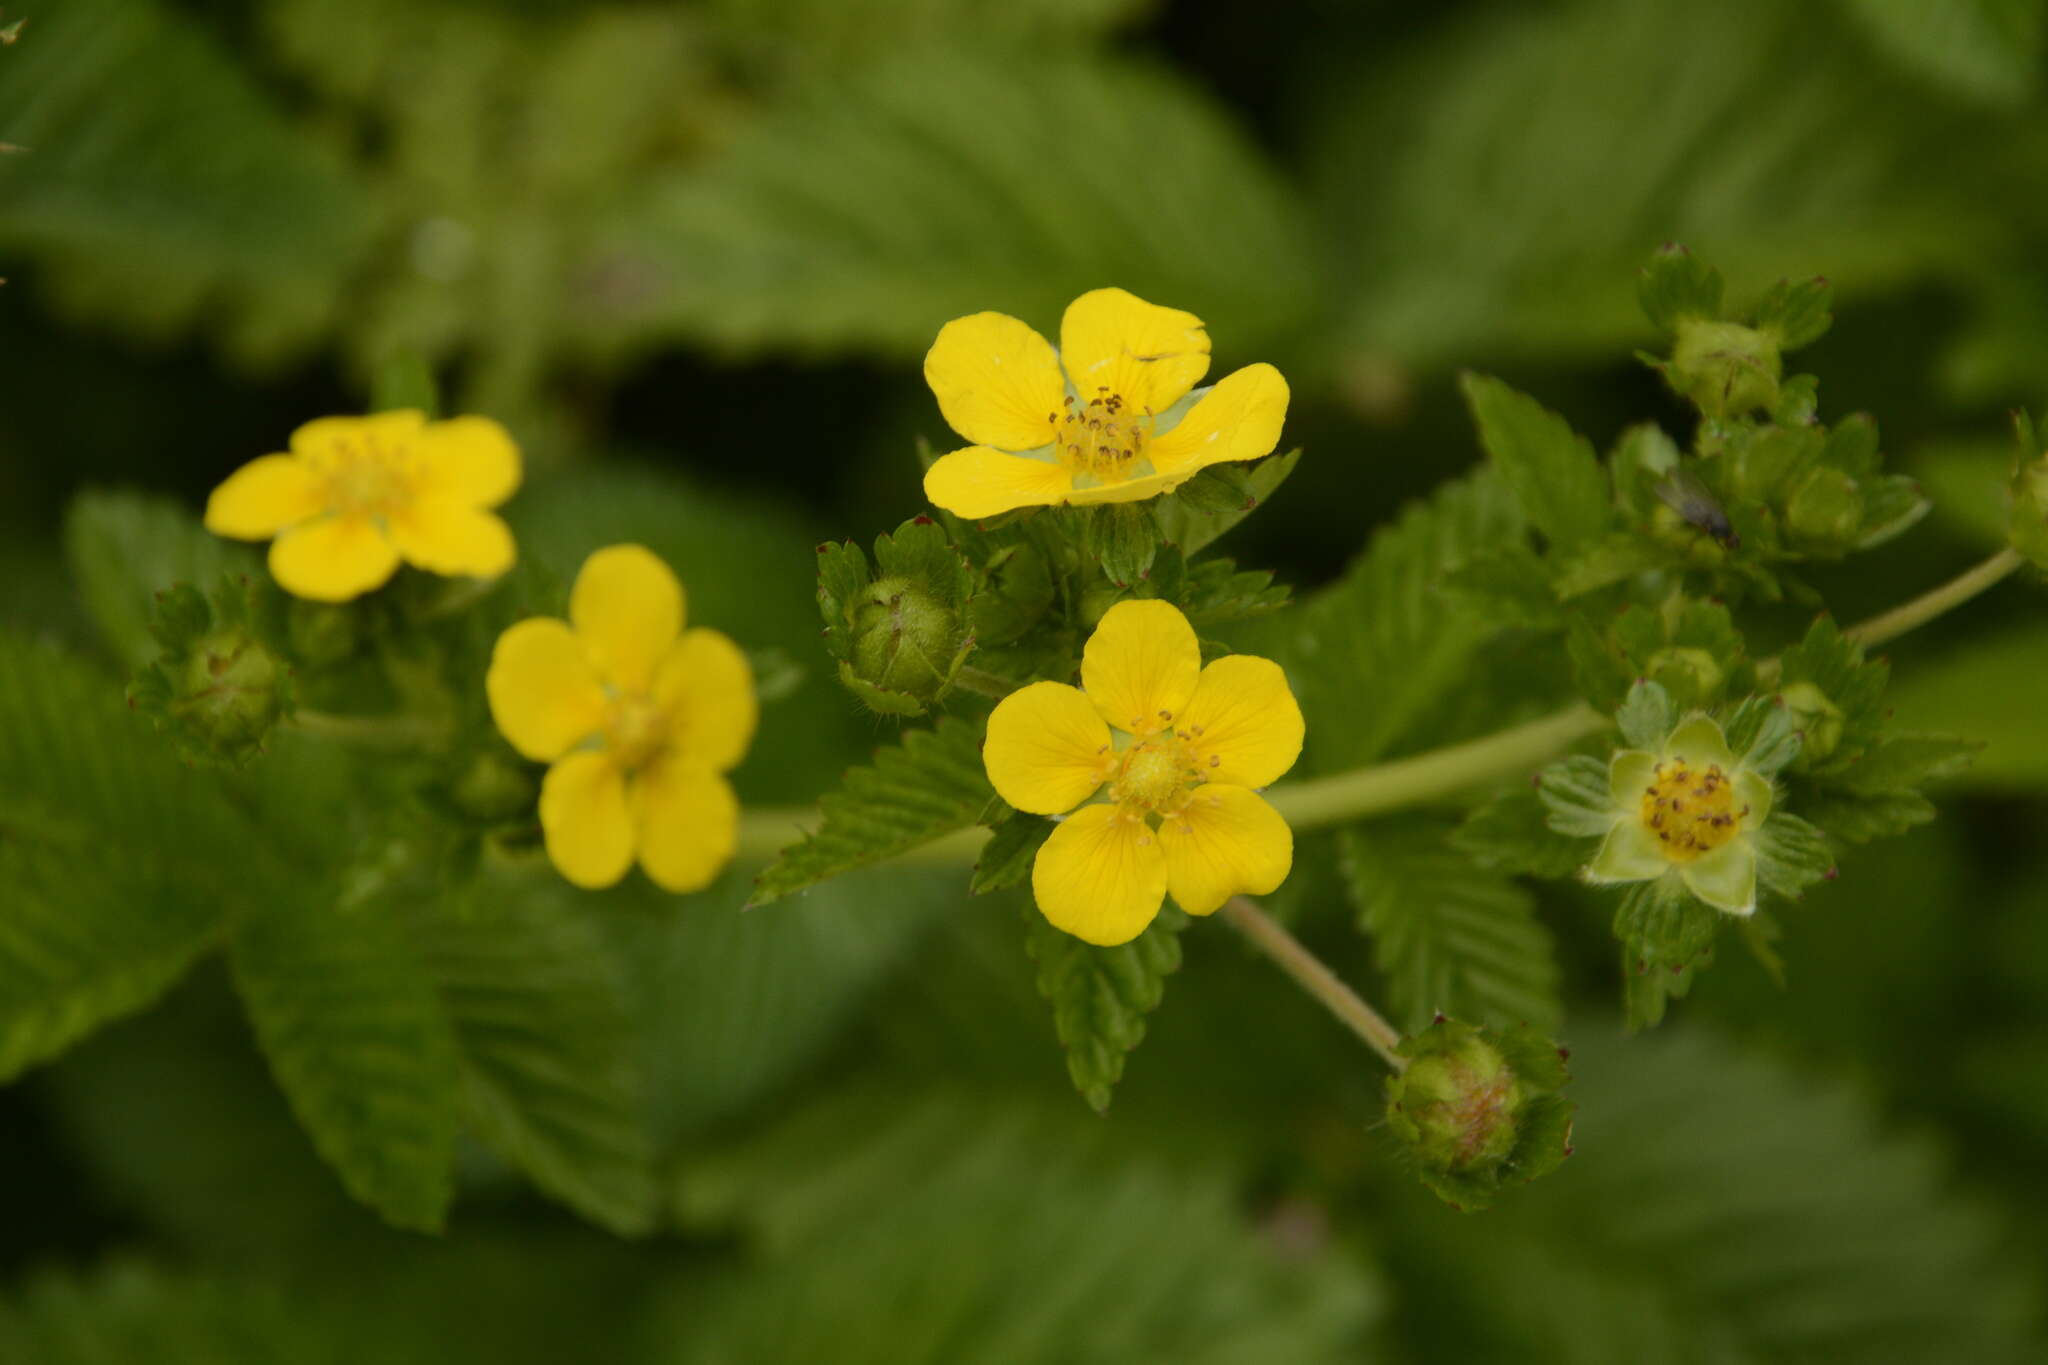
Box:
921;288;1290;520
485;545;757;894
205;410;520;602
984;599;1303;946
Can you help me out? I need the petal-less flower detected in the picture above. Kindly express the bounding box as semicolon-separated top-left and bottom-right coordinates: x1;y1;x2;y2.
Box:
983;599;1303;946
205;410;520;602
921;287;1290;520
1584;714;1773;916
485;545;757;893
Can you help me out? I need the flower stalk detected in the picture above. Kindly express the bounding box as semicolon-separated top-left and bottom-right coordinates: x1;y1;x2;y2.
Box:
1221;896;1406;1072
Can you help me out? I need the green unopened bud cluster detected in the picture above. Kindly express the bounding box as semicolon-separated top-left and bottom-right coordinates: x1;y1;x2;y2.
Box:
2009;411;2048;570
817;516;975;715
128;575;294;766
1385;1016;1573;1211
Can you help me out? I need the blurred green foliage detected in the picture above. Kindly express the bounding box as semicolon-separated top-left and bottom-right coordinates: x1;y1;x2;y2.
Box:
5;0;2048;1360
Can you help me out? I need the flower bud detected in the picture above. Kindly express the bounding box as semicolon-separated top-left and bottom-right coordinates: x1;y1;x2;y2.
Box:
1385;1017;1574;1210
1645;645;1725;711
848;575;967;706
1670;318;1781;418
1779;680;1846;766
129;580;293;766
1784;466;1864;552
2009;441;2048;570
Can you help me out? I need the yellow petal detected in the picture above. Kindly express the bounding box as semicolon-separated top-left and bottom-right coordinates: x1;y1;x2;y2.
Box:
487;618;607;762
290;410;426;468
205;454;326;540
984;681;1113;815
411;415;521;507
1160;784;1292;916
1081;598;1201;737
1032;803;1168;946
924;311;1065;451
387;496;516;578
267;514;401;602
1177;655;1304;789
653;628;757;773
1146;363;1290;476
571;544;684;693
540;750;635;889
631;760;739;893
1059;288;1210;416
923;447;1074;520
1063;468;1186;507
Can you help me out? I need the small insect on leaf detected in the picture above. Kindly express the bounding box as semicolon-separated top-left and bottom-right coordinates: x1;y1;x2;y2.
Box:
1653;469;1739;548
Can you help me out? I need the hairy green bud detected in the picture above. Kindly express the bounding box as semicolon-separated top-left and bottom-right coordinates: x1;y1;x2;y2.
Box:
129;578;293;766
1385;1017;1574;1211
847;576;967;707
1670;318;1781;418
817;516;975;716
1646;646;1726;711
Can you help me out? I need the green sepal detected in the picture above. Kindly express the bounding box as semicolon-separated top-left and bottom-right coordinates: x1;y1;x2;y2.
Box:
1614;876;1719;1030
370;349;441;418
816;518;976;716
1772;615;1889;773
1571;598;1750;714
1537;754;1614;837
1149;448;1300;556
1753;813;1835;900
1722;695;1801;776
1454;786;1588;879
1080;503;1161;588
1384;1016;1574;1211
969;543;1055;647
970;810;1052;895
1144;546;1291;626
1615;678;1676;750
1637;242;1724;331
1753;275;1833;351
127;573;295;767
1025;904;1187;1113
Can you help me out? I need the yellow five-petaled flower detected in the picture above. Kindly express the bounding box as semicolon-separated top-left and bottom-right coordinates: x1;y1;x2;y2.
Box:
922;288;1290;520
983;599;1303;945
486;545;757;894
205;410;521;602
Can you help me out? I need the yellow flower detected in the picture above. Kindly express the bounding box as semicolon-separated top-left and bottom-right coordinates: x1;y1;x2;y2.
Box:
921;288;1290;520
485;545;757;893
983;599;1303;945
205;410;520;602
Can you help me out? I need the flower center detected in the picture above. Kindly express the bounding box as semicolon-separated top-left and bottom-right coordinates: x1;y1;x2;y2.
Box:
602;693;669;770
1110;732;1201;814
322;439;415;519
1056;389;1148;481
1638;759;1748;862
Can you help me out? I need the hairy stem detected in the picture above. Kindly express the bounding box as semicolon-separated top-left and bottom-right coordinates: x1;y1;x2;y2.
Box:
289;709;446;748
954;664;1021;700
1222;896;1407;1071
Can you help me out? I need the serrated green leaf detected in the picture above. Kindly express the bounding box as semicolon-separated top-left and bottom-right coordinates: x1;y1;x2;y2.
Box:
1026;906;1187;1112
1797;787;1938;844
229;899;460;1233
971;813;1053;895
753;717;993;905
1459;374;1611;557
1754;813;1835;899
420;892;657;1236
1613;877;1719;1029
1084;503;1160;588
608;47;1313;360
1753;274;1834;349
1340;820;1561;1032
1838;733;1979;791
1726;696;1801;775
1453;787;1587;879
62;490;253;670
1275;472;1527;771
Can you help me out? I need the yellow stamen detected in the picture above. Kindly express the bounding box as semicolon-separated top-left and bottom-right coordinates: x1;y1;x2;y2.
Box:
603;693;669;770
1110;730;1203;814
1056;389;1148;481
1639;759;1748;862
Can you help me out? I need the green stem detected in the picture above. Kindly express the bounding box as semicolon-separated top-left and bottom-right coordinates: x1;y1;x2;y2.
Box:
954;665;1020;700
1265;704;1609;832
1222;896;1407;1071
736;548;2026;869
288;709;445;748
